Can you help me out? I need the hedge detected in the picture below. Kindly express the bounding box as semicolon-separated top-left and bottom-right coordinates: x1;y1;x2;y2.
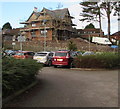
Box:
2;57;43;98
73;52;120;69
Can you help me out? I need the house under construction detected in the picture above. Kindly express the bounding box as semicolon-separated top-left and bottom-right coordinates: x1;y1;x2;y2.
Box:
20;7;76;41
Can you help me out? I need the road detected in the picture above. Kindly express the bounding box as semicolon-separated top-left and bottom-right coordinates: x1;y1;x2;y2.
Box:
4;67;118;107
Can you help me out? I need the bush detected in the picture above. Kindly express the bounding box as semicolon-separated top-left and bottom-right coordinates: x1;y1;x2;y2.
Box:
73;52;120;69
2;57;43;98
68;41;77;51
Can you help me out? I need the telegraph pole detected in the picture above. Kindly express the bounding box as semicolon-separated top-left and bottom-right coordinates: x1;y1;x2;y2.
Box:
43;10;46;51
89;35;90;51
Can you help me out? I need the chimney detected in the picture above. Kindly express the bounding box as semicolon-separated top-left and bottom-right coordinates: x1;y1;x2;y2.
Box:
34;7;38;12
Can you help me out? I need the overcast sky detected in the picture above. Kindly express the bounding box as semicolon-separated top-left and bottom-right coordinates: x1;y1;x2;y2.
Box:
0;0;119;34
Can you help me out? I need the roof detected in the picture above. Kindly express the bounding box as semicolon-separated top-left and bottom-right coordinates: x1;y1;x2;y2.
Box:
77;28;104;33
19;51;34;53
52;8;69;19
25;7;74;22
2;28;20;36
56;50;70;53
77;28;101;31
40;8;71;19
36;51;50;53
111;31;120;36
110;31;120;40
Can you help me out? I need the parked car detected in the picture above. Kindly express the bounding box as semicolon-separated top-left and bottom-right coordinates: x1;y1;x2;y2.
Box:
82;51;95;56
71;51;82;57
12;51;35;59
5;50;14;56
33;51;54;66
52;50;74;68
4;50;21;56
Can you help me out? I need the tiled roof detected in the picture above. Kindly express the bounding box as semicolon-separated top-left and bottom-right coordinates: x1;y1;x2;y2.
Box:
111;31;120;36
41;8;69;19
21;7;74;25
2;28;20;35
32;8;70;20
77;28;102;32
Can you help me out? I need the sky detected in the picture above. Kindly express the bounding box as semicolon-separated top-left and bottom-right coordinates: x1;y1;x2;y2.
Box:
0;0;119;35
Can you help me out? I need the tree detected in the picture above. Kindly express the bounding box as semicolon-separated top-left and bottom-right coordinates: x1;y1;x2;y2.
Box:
2;22;12;30
114;1;120;15
80;1;119;39
85;23;95;29
80;1;103;37
100;1;118;39
114;1;120;21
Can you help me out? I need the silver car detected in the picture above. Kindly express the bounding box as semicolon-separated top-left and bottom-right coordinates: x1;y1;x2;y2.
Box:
82;51;95;56
33;51;54;66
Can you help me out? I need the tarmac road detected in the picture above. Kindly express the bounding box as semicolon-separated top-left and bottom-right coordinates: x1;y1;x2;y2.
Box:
3;67;118;107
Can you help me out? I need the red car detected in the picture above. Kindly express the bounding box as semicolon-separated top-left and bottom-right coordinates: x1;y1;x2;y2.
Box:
52;50;74;68
12;51;35;59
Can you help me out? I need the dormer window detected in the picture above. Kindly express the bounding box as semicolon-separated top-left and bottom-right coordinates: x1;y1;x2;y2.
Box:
41;19;47;25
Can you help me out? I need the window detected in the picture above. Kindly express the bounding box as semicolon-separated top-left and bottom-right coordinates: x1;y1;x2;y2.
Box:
32;24;36;27
35;53;47;56
90;31;93;33
31;21;36;27
41;30;47;37
55;52;67;57
24;52;34;56
105;40;109;42
48;53;54;56
41;20;47;25
16;52;24;56
31;31;36;37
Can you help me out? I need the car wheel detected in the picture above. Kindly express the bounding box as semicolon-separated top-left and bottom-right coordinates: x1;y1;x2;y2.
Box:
54;65;57;68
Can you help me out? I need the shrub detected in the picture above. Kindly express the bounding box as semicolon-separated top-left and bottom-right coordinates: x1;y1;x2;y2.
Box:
98;52;120;69
73;52;120;69
2;57;43;98
68;40;77;51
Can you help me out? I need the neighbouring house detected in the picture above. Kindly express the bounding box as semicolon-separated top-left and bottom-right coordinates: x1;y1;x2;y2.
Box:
77;28;104;39
2;28;20;41
110;31;120;45
20;7;76;41
111;31;120;40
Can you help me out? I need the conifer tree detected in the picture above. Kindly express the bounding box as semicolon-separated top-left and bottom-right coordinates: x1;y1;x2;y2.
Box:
80;0;119;39
80;1;103;36
2;22;12;30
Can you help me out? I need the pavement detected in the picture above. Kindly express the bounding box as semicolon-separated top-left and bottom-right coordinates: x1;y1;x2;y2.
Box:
3;67;118;107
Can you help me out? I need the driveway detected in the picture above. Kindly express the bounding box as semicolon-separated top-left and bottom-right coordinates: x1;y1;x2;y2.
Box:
4;67;118;107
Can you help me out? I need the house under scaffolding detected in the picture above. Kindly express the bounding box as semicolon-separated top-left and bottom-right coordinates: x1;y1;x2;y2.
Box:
20;7;76;41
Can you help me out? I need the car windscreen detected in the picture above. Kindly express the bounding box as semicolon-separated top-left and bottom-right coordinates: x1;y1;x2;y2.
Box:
82;52;94;56
25;52;35;56
35;53;47;56
55;52;67;57
15;52;24;56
